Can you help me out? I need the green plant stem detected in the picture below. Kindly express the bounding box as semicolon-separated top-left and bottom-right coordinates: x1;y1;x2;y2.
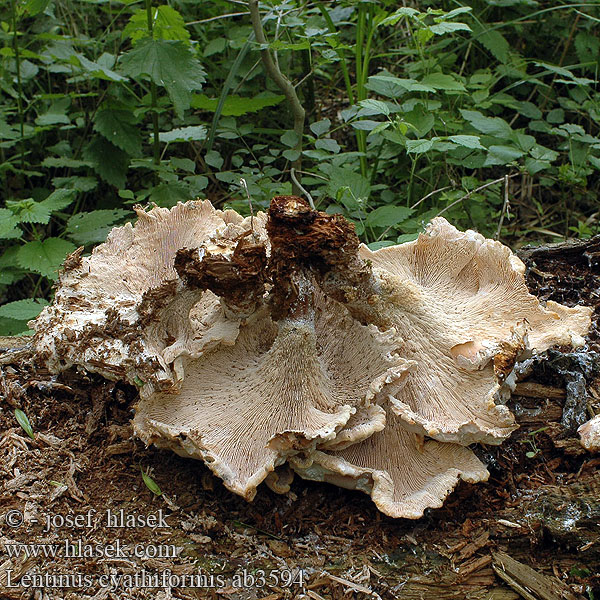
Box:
249;0;305;196
10;0;25;172
145;0;160;166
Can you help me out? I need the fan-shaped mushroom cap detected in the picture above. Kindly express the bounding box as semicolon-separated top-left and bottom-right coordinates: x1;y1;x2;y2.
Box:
290;408;488;519
133;285;412;500
350;218;592;444
32;202;265;389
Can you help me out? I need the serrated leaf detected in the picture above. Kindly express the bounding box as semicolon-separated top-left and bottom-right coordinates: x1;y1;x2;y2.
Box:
83;136;129;188
406;139;433;154
42;157;93;169
191;93;284;116
141;468;162;496
66;209;130;245
448;135;485;149
471;21;510;63
94;109;142;156
119;39;206;118
14;409;35;440
366;205;413;228
41;188;77;212
0;209;21;239
18;238;77;279
0;298;49;320
6;198;51;224
124;6;190;46
420;73;466;92
52;176;98;193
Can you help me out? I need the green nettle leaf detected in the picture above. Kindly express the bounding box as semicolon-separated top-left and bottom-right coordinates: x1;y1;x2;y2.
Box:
18;238;77;279
157;126;207;143
6;198;51;224
448;135;485;149
41;189;77;212
124;6;190;45
119;39;206;118
406;139;433;154
0;298;49;320
0;209;21;239
366;205;413;228
41;157;93;169
66;209;130;245
471;21;510;63
484;145;524;166
310;119;331;137
52;176;98;193
83;136;129;188
191;93;285;116
420;73;466;92
94;109;142;156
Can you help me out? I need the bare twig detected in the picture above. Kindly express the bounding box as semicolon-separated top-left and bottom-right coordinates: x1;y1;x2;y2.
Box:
434;174;517;219
290;168;315;209
495;174;510;240
249;0;306;196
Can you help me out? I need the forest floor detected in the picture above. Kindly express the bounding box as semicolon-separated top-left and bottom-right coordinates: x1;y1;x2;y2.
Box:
0;237;599;600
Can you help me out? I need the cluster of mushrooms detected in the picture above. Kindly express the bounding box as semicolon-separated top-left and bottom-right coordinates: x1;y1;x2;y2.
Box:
32;197;593;518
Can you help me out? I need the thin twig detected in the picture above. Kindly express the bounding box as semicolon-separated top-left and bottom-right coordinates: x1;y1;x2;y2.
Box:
240;178;255;233
434;174;517;219
410;185;452;210
187;12;249;25
376;185;454;242
290;168;315;209
495;174;510;240
249;0;306;196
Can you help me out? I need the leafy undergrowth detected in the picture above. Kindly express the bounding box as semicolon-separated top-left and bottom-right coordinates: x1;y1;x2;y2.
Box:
1;0;600;334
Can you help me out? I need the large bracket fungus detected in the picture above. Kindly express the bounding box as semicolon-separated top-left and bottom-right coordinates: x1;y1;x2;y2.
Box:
32;197;592;518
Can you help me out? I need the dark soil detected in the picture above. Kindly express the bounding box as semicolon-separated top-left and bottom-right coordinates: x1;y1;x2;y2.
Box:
0;237;598;600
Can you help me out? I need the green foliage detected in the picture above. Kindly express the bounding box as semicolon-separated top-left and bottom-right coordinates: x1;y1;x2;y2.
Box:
14;408;35;440
1;0;599;333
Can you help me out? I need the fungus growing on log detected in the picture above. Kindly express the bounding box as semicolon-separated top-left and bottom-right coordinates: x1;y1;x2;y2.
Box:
31;197;592;518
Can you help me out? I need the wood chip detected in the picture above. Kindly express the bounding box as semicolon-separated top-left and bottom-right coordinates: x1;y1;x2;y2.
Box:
514;382;566;400
492;551;580;600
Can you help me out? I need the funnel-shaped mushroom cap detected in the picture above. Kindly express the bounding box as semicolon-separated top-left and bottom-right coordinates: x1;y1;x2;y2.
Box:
133;287;412;500
354;218;592;444
32;202;265;388
290;408;488;519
